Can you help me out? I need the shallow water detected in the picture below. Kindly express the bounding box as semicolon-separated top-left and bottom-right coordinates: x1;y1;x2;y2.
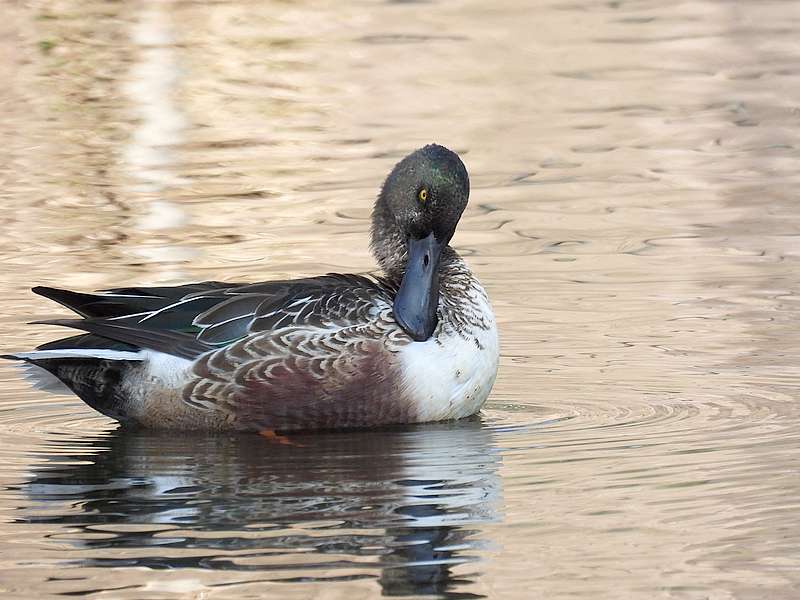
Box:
1;0;800;597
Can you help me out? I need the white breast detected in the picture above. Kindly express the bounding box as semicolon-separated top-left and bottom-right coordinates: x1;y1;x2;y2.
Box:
398;288;499;423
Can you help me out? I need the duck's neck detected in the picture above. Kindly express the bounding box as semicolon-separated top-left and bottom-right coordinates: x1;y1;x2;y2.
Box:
370;200;407;281
371;210;465;286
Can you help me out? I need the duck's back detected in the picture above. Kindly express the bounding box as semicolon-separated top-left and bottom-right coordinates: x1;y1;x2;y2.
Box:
10;275;416;431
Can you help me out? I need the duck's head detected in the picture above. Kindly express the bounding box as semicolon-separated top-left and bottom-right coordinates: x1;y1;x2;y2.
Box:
371;144;470;341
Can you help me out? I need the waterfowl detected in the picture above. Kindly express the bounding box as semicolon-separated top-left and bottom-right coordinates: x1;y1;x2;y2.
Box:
3;144;499;432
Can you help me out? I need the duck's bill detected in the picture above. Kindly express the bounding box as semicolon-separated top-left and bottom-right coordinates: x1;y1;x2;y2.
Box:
393;232;443;342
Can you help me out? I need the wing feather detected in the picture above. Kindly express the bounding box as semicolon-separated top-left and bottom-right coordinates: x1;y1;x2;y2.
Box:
32;274;396;371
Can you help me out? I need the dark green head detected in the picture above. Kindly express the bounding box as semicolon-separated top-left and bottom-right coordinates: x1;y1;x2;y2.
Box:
371;144;471;341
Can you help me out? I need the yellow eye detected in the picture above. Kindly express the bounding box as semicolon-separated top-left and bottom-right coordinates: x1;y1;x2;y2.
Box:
418;188;428;203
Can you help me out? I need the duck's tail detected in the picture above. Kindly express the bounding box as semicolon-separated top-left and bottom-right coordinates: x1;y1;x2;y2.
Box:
2;343;144;422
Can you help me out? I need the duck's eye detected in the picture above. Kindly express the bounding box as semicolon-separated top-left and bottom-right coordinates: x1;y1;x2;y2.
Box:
418;188;428;203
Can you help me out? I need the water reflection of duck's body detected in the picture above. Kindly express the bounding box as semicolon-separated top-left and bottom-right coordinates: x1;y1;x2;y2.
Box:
25;420;501;597
6;145;499;432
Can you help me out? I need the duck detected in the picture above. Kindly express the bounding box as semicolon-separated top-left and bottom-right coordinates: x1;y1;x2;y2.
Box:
3;144;499;433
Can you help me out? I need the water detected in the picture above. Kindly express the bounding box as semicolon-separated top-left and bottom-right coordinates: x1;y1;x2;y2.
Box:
1;0;800;597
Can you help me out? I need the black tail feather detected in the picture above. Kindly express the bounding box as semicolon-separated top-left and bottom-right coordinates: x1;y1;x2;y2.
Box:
24;357;139;422
32;286;171;319
32;319;212;360
36;333;138;352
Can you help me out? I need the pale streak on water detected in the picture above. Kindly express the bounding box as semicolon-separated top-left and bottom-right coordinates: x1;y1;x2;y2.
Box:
0;0;799;598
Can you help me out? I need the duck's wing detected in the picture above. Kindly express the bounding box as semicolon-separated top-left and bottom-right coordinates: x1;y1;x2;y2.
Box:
181;275;407;430
33;274;396;360
192;273;395;344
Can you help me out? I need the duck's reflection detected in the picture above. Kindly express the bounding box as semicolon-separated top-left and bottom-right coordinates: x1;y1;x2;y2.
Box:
25;419;501;597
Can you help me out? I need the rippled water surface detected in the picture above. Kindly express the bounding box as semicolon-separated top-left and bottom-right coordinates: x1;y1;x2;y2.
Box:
2;0;800;598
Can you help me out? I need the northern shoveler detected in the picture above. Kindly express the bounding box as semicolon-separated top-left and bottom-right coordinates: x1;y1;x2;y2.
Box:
3;144;499;432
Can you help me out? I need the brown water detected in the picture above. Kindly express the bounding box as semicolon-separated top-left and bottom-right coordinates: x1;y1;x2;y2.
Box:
1;0;800;598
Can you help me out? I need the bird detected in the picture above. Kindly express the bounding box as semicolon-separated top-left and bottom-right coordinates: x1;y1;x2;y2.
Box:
3;144;499;433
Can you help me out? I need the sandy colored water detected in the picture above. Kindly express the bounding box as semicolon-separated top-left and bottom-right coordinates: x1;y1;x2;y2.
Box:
1;0;800;598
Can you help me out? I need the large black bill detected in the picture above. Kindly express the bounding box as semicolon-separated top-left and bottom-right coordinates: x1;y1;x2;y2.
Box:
393;232;444;342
